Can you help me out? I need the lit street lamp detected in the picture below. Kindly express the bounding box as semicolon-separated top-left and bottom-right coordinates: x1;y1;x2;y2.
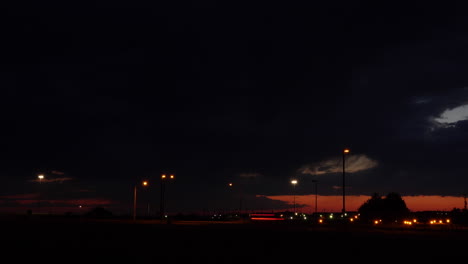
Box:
133;180;149;221
342;148;350;217
228;182;243;214
37;174;45;214
291;179;298;214
160;174;175;220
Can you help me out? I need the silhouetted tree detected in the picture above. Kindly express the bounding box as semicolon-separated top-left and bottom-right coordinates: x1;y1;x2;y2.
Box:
357;193;383;222
358;192;410;223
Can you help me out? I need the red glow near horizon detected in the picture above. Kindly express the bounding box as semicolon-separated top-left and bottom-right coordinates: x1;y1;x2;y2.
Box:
250;213;275;217
262;194;466;212
1;193;465;215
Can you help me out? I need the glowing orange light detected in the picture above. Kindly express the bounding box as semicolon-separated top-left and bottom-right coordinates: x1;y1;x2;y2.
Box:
170;174;174;179
142;181;148;186
228;183;233;187
343;149;350;154
161;174;166;179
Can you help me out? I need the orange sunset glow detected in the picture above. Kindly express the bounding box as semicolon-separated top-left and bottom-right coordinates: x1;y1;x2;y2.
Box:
262;194;465;213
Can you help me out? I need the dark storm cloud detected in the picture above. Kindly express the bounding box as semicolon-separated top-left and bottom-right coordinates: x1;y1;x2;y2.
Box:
342;32;468;197
2;2;468;214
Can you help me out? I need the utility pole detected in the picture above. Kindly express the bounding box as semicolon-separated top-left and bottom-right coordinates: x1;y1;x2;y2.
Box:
342;149;350;217
464;193;467;211
160;174;175;220
133;185;137;221
160;178;165;220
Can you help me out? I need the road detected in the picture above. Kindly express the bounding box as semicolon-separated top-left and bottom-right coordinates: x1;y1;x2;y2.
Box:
2;215;467;262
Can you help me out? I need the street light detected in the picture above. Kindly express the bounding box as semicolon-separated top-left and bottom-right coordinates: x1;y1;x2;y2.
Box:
228;182;243;215
291;179;298;214
160;174;175;220
342;148;350;217
37;174;45;214
133;180;149;221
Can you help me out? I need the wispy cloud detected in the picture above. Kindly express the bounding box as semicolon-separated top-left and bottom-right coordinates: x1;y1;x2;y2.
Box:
0;193;39;199
0;195;114;207
432;103;468;127
239;172;262;178
412;96;432;104
78;189;95;193
31;177;73;183
51;198;114;206
299;154;378;175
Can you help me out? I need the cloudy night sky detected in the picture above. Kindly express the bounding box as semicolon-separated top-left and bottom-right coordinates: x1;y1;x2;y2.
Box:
1;2;468;215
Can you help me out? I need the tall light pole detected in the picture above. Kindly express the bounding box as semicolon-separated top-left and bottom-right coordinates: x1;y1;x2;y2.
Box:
291;179;298;214
342;148;350;217
228;182;243;214
133;180;148;221
160;174;175;220
37;174;44;214
464;193;467;211
312;179;318;215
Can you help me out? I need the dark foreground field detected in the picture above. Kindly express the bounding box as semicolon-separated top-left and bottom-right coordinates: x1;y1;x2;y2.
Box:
2;216;468;263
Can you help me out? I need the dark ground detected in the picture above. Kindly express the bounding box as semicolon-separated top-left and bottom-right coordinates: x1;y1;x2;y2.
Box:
2;215;467;263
